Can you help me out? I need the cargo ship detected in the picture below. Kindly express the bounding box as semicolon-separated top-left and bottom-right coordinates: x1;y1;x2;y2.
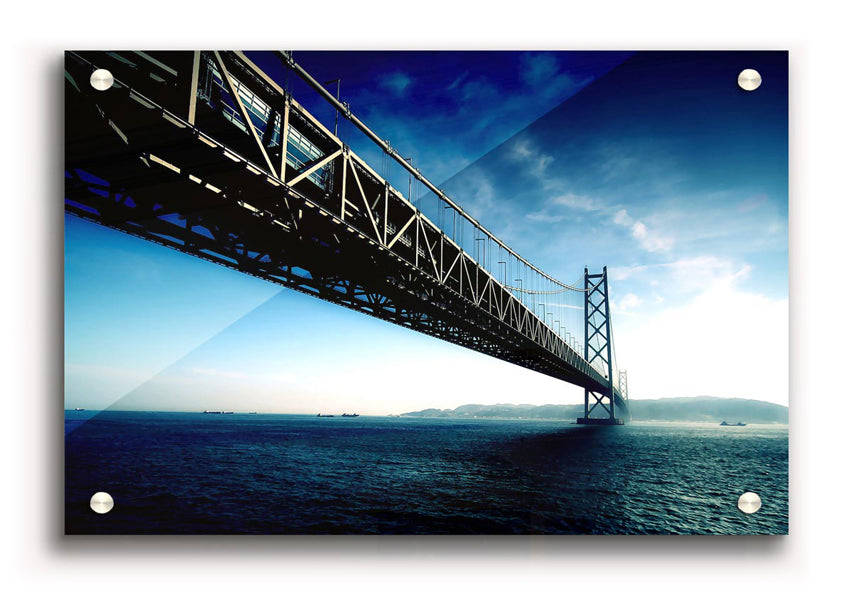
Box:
720;421;746;426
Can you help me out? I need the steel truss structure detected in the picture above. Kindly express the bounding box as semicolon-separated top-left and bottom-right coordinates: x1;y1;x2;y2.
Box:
578;267;625;424
64;51;628;418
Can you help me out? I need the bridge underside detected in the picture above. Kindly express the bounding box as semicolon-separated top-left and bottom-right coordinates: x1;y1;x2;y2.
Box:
64;51;627;415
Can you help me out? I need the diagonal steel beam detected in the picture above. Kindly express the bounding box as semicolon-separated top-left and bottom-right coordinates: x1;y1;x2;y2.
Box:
348;159;383;242
441;251;461;285
212;51;277;177
418;221;440;279
279;98;290;181
188;51;200;124
288;148;342;187
387;213;416;249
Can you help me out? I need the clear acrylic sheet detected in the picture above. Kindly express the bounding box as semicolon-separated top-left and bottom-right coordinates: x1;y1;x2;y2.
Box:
64;50;788;534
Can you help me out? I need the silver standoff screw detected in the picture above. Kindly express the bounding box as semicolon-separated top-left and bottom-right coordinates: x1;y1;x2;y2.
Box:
90;68;114;91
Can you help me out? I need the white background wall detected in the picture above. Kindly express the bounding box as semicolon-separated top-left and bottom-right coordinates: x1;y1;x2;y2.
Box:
2;2;844;598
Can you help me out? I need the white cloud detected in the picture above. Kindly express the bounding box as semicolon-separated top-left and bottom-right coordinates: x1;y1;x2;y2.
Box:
613;208;632;226
449;166;496;213
525;193;600;222
552;193;600;212
631;221;648;238
631;220;674;252
610;255;745;296
510;137;553;176
613;293;642;312
616;273;788;405
666;257;748;293
608;208;675;252
608;263;648;282
525;209;566;223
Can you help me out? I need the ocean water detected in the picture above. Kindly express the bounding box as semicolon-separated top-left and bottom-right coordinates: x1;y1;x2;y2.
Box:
65;412;788;534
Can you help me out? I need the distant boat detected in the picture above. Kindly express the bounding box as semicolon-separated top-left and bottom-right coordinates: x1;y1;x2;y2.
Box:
720;421;746;426
222;411;234;414
317;413;335;417
341;413;359;418
74;408;85;411
248;411;257;414
203;410;222;414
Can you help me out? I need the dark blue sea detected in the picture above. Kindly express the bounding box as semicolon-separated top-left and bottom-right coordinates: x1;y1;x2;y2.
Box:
65;412;788;534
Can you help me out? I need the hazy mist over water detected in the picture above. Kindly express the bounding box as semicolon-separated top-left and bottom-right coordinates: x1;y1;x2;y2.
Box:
65;412;787;534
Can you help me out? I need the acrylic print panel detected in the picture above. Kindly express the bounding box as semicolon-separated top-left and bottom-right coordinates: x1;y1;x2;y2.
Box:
64;51;788;534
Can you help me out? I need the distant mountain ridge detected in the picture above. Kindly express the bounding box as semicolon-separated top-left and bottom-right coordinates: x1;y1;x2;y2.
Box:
401;396;788;424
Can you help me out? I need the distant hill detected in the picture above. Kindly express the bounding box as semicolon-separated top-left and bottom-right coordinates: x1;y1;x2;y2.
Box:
627;397;787;423
401;396;787;424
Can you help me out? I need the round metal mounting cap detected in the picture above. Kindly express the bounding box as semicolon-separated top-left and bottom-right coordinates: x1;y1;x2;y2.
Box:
90;68;114;91
737;491;762;514
90;491;115;514
738;69;762;91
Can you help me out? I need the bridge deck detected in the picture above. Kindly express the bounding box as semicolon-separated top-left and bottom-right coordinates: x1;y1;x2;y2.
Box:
64;51;626;412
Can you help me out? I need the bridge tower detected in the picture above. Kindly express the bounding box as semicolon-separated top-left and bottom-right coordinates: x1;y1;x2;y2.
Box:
578;266;624;425
619;370;629;403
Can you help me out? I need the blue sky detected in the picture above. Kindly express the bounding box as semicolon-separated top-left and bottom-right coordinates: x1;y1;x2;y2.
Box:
65;51;788;413
249;51;632;189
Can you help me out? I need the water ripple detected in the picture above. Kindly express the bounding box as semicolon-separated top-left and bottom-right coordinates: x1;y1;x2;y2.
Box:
65;413;787;534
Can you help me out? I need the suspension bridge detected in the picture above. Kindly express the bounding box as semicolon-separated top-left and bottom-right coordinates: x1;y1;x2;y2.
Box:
64;51;629;424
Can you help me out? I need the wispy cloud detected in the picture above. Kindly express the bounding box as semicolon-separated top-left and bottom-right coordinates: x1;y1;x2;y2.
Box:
553;193;602;212
339;53;623;187
524;193;602;223
609;208;674;253
631;221;674;252
525;209;566;224
447;71;469;91
521;53;561;87
447;166;497;214
520;52;591;102
380;71;413;97
613;209;631;226
459;76;499;104
612;293;642;313
506;138;678;258
509;137;554;176
609;255;750;299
